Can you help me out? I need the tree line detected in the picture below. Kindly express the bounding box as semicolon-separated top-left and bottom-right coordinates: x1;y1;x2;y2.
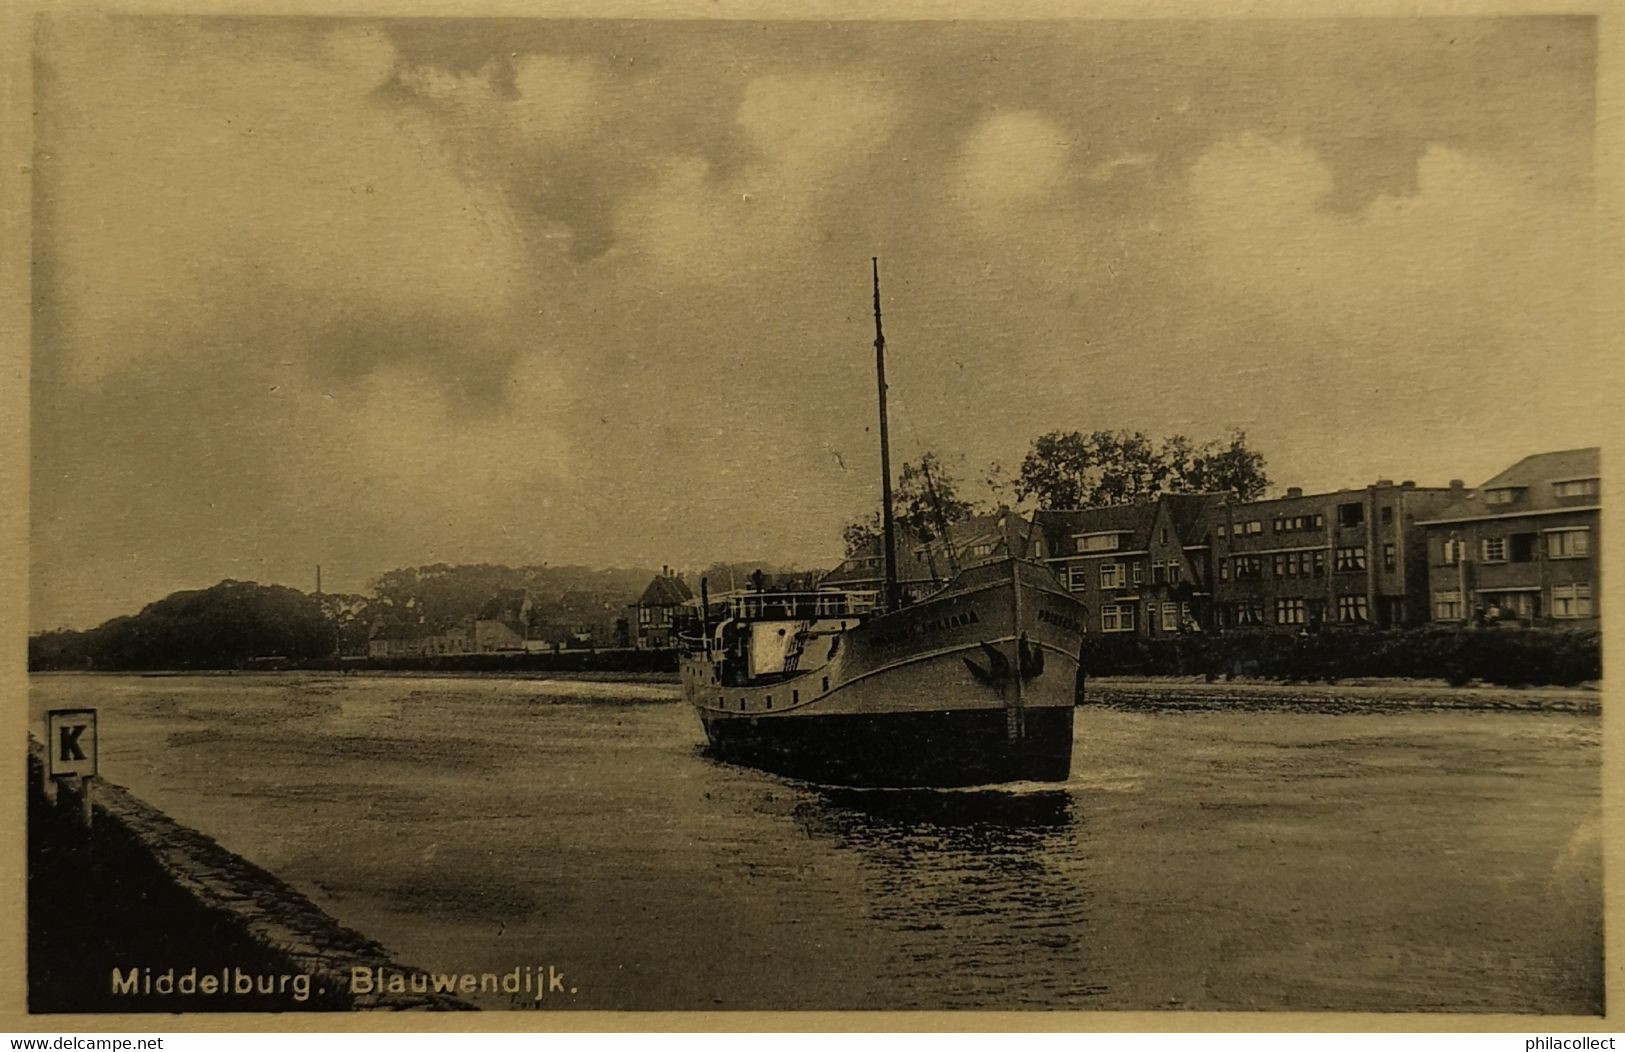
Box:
844;429;1270;555
28;564;667;671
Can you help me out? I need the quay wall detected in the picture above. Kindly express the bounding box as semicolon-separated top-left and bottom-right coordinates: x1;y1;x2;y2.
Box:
26;738;472;1013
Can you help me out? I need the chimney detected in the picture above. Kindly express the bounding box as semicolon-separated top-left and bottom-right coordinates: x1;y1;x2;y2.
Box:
1401;480;1415;489
1375;478;1395;487
1286;486;1303;498
1449;479;1465;491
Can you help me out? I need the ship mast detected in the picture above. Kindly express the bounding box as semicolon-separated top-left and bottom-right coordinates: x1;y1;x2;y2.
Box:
872;257;900;613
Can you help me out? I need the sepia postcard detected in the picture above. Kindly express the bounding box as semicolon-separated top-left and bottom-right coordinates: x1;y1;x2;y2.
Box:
5;0;1623;1032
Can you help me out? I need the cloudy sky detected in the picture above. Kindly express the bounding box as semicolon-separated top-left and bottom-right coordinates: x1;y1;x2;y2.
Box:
31;13;1603;628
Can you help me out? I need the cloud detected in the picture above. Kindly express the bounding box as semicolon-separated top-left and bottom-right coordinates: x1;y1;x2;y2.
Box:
1187;134;1592;341
32;16;577;627
511;55;605;141
953;111;1073;213
612;72;900;282
1180;132;1602;485
38;17;529;392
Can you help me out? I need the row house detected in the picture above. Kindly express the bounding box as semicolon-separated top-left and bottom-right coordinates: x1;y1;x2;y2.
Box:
1418;448;1600;626
1209;480;1455;630
1035;493;1222;637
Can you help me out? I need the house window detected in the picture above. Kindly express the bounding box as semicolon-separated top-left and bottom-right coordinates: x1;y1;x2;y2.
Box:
1101;605;1135;633
1296;550;1314;576
1160;526;1169;544
1547;528;1590;559
1152;563;1166;584
1078;532;1123;552
1161;603;1179;632
1441;538;1467;565
1480;537;1506;562
1100;563;1124;589
638;608;652;624
1273;553;1287;578
1510;533;1538;563
1334;546;1367;572
1484;489;1519;505
1217;525;1229;539
1234;602;1265;626
1553;478;1599;498
1245;520;1263;536
1131;562;1144;585
1551;583;1593;618
1167;562;1182;585
1380;506;1393;525
1337;595;1370;623
1434;590;1463;621
970;543;994;557
1218;560;1229;582
1180;601;1193;629
1233;555;1263;579
1337;502;1365;527
1067;565;1089;593
1276;598;1307;625
1382;543;1396;572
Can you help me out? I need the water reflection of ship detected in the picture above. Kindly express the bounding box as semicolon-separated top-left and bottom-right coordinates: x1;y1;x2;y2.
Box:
805;787;1075;833
785;786;1108;1007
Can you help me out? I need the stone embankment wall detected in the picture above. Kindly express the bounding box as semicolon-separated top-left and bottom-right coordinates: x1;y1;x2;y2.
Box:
27;738;471;1013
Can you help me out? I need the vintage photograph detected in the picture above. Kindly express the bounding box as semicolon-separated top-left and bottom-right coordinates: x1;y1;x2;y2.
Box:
25;10;1605;1016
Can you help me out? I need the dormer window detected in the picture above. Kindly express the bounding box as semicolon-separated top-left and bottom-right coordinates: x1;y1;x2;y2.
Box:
1483;488;1522;505
1075;531;1124;553
1553;478;1599;498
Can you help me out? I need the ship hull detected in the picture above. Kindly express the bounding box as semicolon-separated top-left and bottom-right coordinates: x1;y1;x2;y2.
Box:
700;704;1074;787
685;558;1087;788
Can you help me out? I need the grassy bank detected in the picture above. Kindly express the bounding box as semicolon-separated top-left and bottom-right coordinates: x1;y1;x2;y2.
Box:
1084;675;1599;715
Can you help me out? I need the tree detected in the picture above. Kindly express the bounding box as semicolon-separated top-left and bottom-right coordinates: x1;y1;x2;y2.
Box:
841;452;980;556
1185;429;1270;501
43;580;340;670
1015;428;1270;508
895;452;975;542
842;513;883;557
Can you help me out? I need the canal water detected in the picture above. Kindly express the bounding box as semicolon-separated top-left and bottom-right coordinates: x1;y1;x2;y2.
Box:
28;673;1603;1013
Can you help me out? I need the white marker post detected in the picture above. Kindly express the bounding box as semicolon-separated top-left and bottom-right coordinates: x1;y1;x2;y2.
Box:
46;708;98;829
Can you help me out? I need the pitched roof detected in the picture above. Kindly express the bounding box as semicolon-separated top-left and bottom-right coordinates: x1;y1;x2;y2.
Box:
820;511;1040;588
818;540;935;588
1481;448;1600;491
1162;492;1229;542
1422;447;1601;524
638;573;694;606
1034;502;1157;557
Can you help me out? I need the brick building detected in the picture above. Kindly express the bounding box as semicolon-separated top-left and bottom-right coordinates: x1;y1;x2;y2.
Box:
1417;448;1600;626
1037;481;1459;635
1209;481;1456;630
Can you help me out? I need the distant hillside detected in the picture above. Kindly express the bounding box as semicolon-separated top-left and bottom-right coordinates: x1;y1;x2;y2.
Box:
28;559;836;671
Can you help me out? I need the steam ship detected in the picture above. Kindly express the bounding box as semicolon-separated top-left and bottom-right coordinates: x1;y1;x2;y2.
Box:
677;261;1087;787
